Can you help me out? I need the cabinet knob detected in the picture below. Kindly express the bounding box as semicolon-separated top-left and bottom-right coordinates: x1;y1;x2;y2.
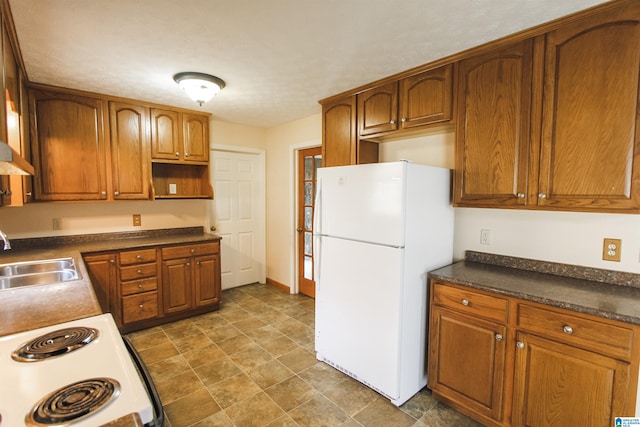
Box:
461;299;469;306
390;120;396;125
185;153;190;157
187;262;191;266
137;269;143;274
136;255;142;260
401;117;407;123
175;152;180;156
190;249;195;253
138;284;143;288
26;192;32;197
516;341;525;349
538;193;547;199
101;191;107;196
495;333;503;341
517;192;525;198
563;325;573;334
110;259;115;264
114;191;120;196
139;304;144;308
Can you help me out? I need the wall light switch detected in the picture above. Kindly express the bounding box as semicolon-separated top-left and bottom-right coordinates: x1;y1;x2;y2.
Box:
133;214;142;227
602;238;621;262
52;218;62;230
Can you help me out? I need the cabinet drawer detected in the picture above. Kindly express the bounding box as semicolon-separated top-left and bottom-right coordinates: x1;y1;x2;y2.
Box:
119;248;156;266
517;304;634;361
121;277;158;296
432;282;509;323
122;291;158;324
161;242;219;260
119;263;157;281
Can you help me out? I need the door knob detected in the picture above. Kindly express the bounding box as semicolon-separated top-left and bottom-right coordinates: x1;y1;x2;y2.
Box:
210;226;217;231
296;227;303;232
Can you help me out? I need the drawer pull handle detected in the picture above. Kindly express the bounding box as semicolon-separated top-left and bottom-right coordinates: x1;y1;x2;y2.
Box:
136;255;142;260
190;249;195;253
516;341;525;349
138;284;142;288
563;325;573;334
495;333;503;342
139;304;144;308
137;270;143;274
461;299;469;306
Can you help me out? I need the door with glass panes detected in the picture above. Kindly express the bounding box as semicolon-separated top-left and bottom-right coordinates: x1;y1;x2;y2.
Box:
297;147;321;297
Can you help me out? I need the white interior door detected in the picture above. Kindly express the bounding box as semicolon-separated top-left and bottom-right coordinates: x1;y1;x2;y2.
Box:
210;149;265;290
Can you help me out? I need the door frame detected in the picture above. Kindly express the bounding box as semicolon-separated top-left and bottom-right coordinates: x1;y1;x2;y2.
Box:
209;144;267;285
289;139;322;294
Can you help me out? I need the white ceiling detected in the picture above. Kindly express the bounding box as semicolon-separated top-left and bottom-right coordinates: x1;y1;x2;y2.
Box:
9;0;608;129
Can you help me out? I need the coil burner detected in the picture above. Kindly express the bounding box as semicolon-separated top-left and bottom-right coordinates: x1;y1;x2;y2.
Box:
11;327;98;362
26;378;120;426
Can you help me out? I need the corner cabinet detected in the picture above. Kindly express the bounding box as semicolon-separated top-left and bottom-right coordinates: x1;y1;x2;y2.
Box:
455;2;640;213
429;280;640;427
322;95;357;167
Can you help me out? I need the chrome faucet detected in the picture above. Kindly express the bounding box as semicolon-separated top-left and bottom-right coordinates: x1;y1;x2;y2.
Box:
0;229;11;250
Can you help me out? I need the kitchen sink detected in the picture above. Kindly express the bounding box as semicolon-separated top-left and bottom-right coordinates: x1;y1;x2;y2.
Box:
0;258;80;289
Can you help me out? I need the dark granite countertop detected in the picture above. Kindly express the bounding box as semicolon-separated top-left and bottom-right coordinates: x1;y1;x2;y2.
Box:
0;227;221;337
428;251;640;326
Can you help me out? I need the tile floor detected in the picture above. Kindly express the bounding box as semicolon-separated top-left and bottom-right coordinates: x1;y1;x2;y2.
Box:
127;283;482;427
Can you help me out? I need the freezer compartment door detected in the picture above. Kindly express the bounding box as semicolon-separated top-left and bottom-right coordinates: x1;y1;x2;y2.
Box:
315;236;402;399
316;162;406;247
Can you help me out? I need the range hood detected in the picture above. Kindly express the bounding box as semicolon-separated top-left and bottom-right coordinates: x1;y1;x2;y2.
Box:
0;141;34;175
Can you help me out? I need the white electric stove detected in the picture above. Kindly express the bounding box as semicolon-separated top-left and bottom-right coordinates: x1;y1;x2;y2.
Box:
0;313;163;426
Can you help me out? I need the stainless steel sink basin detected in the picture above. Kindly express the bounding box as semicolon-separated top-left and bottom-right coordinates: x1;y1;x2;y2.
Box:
0;258;80;289
0;257;76;276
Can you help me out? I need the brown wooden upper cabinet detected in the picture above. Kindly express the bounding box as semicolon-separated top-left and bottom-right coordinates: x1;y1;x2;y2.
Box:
322;95;357;167
108;102;151;200
537;2;640;211
150;108;209;163
29;89;109;201
454;40;534;208
455;1;640;213
357;64;454;138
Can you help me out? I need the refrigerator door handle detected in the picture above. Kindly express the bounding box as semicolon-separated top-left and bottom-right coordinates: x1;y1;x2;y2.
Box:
313;177;322;288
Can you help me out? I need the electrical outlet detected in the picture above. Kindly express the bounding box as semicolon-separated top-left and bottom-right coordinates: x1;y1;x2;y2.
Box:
480;229;491;245
133;214;141;227
52;218;62;230
602;238;621;262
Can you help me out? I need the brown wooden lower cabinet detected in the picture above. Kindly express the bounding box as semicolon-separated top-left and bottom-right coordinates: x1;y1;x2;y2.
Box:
83;239;221;333
428;280;640;427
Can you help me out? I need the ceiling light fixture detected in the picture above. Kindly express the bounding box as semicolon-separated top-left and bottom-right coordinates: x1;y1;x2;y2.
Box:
173;72;226;106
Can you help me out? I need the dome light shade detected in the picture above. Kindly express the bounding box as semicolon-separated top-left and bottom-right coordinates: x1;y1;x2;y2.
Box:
173;72;225;106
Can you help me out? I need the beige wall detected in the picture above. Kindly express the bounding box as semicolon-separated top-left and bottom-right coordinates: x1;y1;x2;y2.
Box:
263;113;322;287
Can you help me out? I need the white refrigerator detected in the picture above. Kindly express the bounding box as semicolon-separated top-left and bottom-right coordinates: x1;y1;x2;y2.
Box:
313;160;454;406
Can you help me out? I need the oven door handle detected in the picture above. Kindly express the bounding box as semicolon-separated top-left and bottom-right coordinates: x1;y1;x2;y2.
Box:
122;336;164;427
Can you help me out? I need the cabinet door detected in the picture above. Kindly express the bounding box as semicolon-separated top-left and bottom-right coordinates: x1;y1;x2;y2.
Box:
399;64;453;129
193;254;221;307
83;253;116;314
322;95;356;167
182;113;209;162
357;81;398;136
29;89;108;201
538;3;640;211
454;40;534;207
513;332;631;426
109;102;150;200
162;258;192;314
428;306;506;423
150;108;181;161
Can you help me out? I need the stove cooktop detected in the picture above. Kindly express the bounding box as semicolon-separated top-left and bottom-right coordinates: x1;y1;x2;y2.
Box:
0;314;154;427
